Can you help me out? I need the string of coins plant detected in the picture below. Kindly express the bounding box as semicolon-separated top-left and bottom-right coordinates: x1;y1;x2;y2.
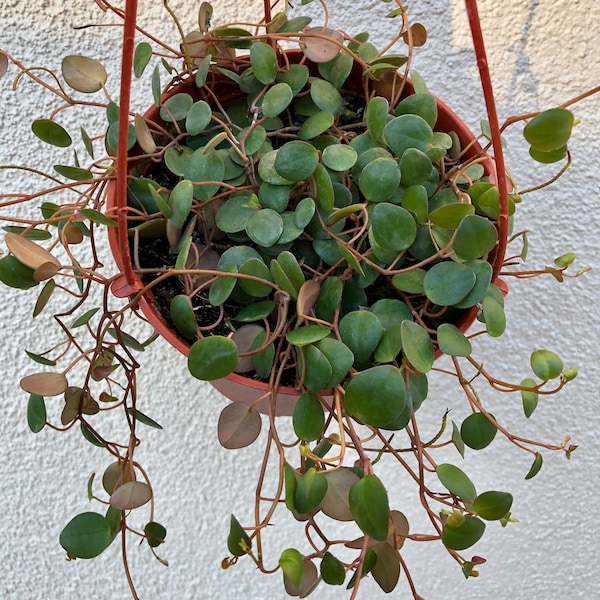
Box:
0;0;596;597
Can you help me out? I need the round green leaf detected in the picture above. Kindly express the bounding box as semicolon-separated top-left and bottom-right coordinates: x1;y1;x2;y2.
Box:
239;125;267;156
437;323;472;356
473;491;513;521
218;245;262;270
259;182;292;212
453;260;493;309
0;255;39;289
315;337;353;388
391;269;426;294
262;82;294;118
442;516;485;550
429;203;475;229
523;108;574;152
309;77;342;113
295;467;328;514
344;365;406;428
424;262;476;307
294;197;316;228
468;182;501;219
374;324;403;364
238;258;273;297
395;93;438;128
460;413;497;450
482;295;506;337
274;141;319;181
311;162;334;210
453;214;498;260
529;144;568;163
298;344;333;391
293;392;325;441
185;149;225;200
339;310;383;363
106;120;136;153
259;150;295;186
250;41;278;84
277;63;309;94
144;522;166;548
160;92;193;122
169;179;194;229
216;193;258;234
185;100;212;135
270;255;301;299
314;276;342;323
236;301;275;322
349;474;390;541
366;96;389;140
383;114;433;156
370;298;412;329
133;42;152;77
370;203;417;251
298;110;334;140
61;55;107;93
530;349;563;380
318;50;353;88
436;463;477;502
209;265;238;306
359;157;401;201
321;144;358;171
188;336;239;380
400;320;434;373
170;294;197;339
401;184;428;223
399;148;433;187
31;119;71;147
287;325;331;346
246;208;284;247
59;512;114;559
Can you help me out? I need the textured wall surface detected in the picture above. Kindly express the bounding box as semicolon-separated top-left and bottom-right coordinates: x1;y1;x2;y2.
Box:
1;1;599;599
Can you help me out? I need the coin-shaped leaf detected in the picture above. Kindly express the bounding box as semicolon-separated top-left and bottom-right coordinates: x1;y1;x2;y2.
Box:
62;55;107;93
110;481;152;510
441;516;485;550
460;413;497;450
59;512;114;559
188;336;239;379
218;402;261;449
349;474;390;541
344;365;406;428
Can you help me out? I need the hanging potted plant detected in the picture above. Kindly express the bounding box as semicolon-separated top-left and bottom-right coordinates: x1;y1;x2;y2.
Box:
0;0;595;597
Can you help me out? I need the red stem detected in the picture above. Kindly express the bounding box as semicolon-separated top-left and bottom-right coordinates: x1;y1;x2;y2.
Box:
465;0;509;279
116;0;139;289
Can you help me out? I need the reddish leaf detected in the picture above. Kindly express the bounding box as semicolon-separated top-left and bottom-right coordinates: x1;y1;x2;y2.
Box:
218;402;261;449
20;372;68;396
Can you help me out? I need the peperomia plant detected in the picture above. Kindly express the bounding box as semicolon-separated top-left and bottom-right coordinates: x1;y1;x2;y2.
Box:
0;0;596;598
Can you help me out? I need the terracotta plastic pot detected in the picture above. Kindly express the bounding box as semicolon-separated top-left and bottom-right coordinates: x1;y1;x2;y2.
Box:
107;50;507;416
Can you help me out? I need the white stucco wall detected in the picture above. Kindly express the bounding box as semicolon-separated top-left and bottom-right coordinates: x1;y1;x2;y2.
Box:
1;1;598;599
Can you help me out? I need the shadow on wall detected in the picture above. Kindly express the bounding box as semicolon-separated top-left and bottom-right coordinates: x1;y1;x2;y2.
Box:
507;0;541;108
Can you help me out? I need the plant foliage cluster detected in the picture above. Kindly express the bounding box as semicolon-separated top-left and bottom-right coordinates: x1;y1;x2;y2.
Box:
0;0;594;597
